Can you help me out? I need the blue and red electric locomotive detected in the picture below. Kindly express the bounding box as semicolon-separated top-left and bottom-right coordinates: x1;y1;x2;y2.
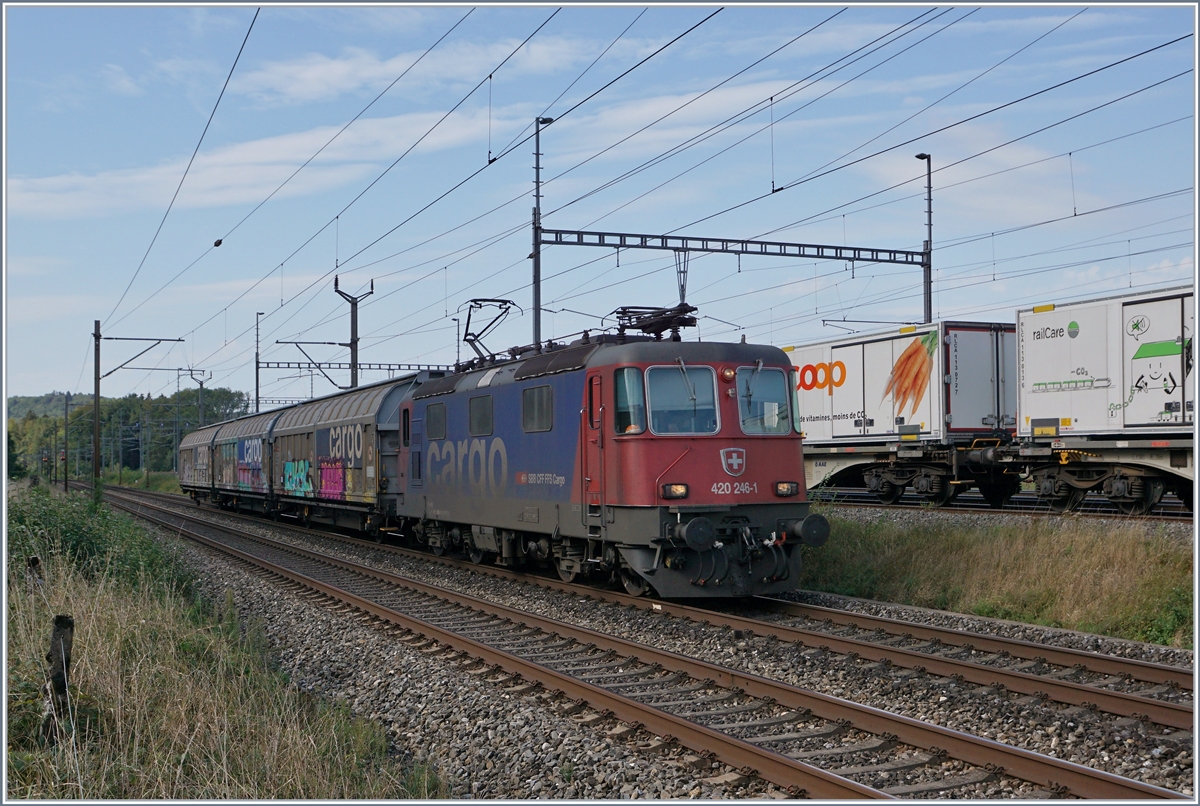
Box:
179;305;829;598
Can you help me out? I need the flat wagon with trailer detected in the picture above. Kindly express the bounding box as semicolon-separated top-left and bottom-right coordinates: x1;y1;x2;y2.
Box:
786;321;1020;507
1007;285;1194;513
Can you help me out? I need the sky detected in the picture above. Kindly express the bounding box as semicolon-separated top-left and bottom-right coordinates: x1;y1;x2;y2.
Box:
4;3;1196;404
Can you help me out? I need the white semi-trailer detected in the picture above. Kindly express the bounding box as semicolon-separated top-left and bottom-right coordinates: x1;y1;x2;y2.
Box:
786;321;1019;507
1013;286;1193;513
783;287;1194;514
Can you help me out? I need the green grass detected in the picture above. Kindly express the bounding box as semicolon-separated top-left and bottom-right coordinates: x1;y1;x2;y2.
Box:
6;486;444;799
801;509;1193;648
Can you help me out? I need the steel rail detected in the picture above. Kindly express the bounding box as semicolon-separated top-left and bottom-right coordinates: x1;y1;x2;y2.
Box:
749;598;1194;692
105;493;1187;800
102;485;1193;717
811;488;1192;521
104;497;884;799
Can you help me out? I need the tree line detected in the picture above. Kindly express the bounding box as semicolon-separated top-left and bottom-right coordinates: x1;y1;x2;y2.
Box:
7;387;249;479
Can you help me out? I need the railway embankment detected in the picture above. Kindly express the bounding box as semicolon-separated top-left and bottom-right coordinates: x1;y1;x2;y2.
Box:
802;504;1193;648
5;485;440;799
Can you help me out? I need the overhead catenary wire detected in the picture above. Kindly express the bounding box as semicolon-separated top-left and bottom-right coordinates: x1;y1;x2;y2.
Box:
142;18;1190;395
104;8;260;327
152;8;720;394
105;8;475;332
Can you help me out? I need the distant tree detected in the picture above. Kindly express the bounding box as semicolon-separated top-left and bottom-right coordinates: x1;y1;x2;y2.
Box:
8;430;27;478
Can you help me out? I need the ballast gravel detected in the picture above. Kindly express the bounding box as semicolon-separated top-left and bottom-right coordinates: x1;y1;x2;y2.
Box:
160;530;789;800
138;496;1193;797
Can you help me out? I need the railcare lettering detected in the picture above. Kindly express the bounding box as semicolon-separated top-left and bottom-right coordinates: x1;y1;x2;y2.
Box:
797;361;847;396
1032;326;1066;340
427;437;509;497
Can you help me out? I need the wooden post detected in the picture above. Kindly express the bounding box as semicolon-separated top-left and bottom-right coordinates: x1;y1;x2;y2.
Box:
41;614;75;744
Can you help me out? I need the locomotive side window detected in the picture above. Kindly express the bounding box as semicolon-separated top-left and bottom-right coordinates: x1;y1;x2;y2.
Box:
614;367;645;434
469;395;493;436
646;365;719;435
587;376;602;428
522;385;553;432
426;403;446;440
402;409;410;447
736;367;792;434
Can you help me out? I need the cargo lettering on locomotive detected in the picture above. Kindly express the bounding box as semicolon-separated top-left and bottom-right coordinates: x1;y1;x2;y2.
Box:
427;436;508;497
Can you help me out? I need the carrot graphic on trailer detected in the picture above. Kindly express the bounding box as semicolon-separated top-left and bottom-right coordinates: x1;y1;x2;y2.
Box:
882;332;939;416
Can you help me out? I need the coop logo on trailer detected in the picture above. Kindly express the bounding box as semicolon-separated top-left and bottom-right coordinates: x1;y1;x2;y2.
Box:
796;360;846;396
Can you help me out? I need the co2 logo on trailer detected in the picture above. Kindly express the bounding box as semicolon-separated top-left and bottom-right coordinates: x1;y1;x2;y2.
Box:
797;361;846;396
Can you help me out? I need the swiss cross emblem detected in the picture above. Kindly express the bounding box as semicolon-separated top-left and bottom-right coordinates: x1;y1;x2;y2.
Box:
720;448;746;477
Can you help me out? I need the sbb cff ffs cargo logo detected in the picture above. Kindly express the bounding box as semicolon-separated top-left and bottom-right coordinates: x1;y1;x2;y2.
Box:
797;360;847;396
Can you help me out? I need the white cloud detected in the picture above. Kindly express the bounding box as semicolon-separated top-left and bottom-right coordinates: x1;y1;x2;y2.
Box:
6;107;500;218
4;255;70;278
102;64;143;96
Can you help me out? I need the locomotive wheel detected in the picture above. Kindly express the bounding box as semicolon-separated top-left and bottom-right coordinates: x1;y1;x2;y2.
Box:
1047;487;1086;513
619;568;649;597
468;544;485;564
555;558;578;584
430;543;446;557
875;482;905;505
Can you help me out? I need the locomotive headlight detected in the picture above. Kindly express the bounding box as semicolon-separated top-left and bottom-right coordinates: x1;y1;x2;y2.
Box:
719;367;736;383
775;481;800;497
662;483;689;499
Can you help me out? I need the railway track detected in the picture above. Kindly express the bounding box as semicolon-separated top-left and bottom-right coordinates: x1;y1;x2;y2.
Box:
102;485;1194;727
97;485;1187;798
810;487;1193;521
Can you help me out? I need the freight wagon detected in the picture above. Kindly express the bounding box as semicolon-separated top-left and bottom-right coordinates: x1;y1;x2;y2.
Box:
786;321;1019;507
180;316;830;599
1009;286;1193;513
785;286;1195;514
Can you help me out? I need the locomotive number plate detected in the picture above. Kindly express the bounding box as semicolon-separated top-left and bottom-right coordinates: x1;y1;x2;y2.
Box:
711;482;759;495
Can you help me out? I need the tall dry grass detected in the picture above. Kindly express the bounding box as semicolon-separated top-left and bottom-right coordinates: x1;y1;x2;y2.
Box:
801;511;1193;647
6;487;443;799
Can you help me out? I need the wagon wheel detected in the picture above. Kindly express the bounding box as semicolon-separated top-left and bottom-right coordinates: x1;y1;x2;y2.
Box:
922;483;956;508
555;557;578;584
430;543;446;557
1047;487;1086;513
1114;479;1165;517
874;482;906;505
1177;482;1194;512
619;568;649;597
468;542;486;564
978;480;1020;510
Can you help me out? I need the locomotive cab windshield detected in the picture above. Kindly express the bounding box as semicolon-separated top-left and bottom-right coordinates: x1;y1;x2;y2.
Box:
646;364;719;434
736;365;792;435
